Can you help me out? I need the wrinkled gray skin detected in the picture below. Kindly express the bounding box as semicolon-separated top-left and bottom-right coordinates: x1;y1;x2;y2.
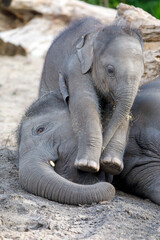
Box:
18;77;160;205
114;77;160;205
39;17;144;175
18;91;115;205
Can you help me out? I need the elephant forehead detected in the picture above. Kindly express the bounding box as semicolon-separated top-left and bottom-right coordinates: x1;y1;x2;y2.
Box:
106;36;142;57
22;110;69;130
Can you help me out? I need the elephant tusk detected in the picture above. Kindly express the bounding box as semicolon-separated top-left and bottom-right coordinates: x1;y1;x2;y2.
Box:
49;160;55;167
126;113;133;121
102;146;105;152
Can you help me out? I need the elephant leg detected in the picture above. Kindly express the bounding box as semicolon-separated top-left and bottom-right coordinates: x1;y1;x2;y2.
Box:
100;116;129;175
68;73;102;173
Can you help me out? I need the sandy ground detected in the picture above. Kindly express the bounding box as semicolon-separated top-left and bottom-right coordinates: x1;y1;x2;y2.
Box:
0;55;160;240
0;56;43;147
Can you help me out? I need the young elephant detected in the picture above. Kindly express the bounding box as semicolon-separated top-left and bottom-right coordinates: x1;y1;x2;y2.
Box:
39;17;144;175
18;91;115;205
18;77;160;205
115;77;160;205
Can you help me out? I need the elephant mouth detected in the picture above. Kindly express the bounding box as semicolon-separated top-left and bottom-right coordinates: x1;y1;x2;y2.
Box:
77;171;106;185
109;91;116;104
49;158;106;185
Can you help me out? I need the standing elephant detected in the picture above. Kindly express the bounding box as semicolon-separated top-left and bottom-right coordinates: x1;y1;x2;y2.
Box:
18;90;115;205
39;17;144;175
114;77;160;205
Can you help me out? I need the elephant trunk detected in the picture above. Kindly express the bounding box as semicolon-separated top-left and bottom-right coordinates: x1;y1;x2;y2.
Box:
103;83;139;148
19;155;115;205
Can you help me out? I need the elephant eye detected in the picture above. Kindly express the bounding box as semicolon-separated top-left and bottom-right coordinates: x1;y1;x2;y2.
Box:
107;65;115;77
32;124;49;136
36;127;45;135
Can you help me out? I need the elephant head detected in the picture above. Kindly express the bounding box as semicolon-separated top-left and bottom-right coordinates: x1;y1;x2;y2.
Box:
76;21;144;148
18;91;115;205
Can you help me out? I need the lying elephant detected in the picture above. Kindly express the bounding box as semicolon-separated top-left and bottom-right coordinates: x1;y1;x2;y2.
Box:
18;77;160;205
39;17;144;175
17;90;115;205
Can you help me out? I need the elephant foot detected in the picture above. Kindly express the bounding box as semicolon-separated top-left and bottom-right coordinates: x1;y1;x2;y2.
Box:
74;159;99;173
100;156;123;175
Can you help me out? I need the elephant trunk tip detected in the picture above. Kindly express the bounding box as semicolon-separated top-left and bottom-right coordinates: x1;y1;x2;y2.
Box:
60;181;115;205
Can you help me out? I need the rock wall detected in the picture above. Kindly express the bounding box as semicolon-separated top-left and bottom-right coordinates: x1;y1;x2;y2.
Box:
116;3;160;83
0;0;116;56
0;0;159;83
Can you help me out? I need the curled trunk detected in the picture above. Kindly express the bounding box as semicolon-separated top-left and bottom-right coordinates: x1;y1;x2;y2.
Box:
19;156;115;205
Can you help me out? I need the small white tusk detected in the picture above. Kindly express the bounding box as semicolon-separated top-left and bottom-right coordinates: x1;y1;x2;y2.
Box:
102;146;105;152
49;160;55;167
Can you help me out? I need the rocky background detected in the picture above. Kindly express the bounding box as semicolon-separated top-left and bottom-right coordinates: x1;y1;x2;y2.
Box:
0;1;160;239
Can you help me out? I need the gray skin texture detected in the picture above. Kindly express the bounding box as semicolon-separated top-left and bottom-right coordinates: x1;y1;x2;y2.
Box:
18;91;115;205
114;76;160;205
39;17;144;175
18;77;160;205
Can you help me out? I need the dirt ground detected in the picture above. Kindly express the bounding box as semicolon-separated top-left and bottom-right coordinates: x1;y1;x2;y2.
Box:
0;56;43;147
0;55;160;240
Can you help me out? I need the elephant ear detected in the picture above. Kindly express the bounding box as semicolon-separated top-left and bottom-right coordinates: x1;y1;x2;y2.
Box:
59;73;69;104
76;33;93;74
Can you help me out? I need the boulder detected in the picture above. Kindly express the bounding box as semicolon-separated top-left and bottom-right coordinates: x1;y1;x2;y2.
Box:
0;10;22;32
0;17;66;57
8;0;116;23
143;50;160;84
116;3;160;83
116;3;160;42
0;38;26;56
0;0;116;57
